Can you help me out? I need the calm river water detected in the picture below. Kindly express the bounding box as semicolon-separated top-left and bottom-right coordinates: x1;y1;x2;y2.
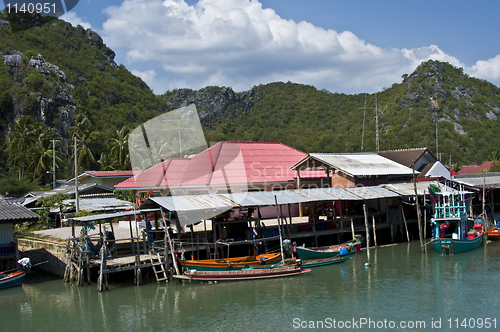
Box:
2;241;500;331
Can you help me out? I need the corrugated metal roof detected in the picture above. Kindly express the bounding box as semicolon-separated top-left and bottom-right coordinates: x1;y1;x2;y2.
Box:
383;181;466;196
139;185;399;226
0;203;39;223
67;209;159;223
53;198;134;213
23;183;113;205
141;185;399;213
454;172;500;189
307;153;416;177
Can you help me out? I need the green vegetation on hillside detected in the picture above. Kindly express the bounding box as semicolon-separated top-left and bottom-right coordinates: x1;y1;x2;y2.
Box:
1;12;500;197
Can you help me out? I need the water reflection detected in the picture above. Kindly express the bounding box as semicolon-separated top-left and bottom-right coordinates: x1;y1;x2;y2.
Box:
2;242;500;331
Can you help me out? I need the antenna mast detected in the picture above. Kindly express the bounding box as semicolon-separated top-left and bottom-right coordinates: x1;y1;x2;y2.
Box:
361;94;367;152
375;93;379;152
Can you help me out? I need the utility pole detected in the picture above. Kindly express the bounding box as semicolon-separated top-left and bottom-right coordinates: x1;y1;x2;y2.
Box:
74;137;79;214
50;139;58;189
360;94;367;153
375;94;379;152
162;119;195;158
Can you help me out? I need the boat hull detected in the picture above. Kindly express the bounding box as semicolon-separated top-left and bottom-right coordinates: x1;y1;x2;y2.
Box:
295;241;358;259
299;256;352;268
430;233;483;254
487;227;500;240
0;270;25;290
181;253;282;271
174;266;310;281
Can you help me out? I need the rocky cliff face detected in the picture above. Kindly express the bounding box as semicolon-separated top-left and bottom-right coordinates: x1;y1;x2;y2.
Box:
1;51;76;144
162;86;259;123
400;60;500;136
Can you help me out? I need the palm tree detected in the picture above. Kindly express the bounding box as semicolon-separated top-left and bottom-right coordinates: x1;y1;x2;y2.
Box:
8;115;36;177
108;126;131;170
69;115;103;171
29;130;64;183
488;150;500;161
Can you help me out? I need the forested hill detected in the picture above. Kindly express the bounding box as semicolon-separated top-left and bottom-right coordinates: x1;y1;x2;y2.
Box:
1;11;500;187
0;10;166;144
164;61;500;169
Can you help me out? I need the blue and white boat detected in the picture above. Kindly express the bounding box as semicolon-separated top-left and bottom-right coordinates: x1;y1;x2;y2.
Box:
0;270;25;289
429;184;483;255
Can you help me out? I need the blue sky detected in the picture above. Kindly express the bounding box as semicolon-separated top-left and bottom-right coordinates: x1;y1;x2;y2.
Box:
60;0;500;95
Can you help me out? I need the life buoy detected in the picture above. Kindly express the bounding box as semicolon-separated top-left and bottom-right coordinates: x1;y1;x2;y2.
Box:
242;264;250;269
226;264;234;270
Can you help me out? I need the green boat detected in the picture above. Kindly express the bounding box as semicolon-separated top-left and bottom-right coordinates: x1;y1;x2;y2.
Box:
295;238;361;259
428;184;483;255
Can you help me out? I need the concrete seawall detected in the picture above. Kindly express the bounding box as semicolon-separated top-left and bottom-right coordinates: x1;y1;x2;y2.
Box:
18;238;67;278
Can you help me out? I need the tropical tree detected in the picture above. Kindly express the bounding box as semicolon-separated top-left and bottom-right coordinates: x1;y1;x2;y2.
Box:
8;115;37;177
107;125;131;170
488;150;500;161
29;128;65;183
69;115;103;171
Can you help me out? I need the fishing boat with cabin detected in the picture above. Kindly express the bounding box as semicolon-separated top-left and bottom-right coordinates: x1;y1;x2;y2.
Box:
428;184;483;254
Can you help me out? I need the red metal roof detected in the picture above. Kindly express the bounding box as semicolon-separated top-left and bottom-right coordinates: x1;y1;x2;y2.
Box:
115;142;326;190
457;161;495;174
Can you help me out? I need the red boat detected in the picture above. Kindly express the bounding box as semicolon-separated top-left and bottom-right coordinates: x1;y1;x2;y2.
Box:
173;266;310;281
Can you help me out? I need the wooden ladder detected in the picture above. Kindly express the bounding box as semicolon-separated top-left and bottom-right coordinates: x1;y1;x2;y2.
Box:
150;252;168;283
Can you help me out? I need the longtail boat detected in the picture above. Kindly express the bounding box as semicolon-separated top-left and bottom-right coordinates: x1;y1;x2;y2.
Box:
173;266;310;281
0;270;26;290
297;256;352;268
180;252;282;271
295;239;361;259
428;184;483;254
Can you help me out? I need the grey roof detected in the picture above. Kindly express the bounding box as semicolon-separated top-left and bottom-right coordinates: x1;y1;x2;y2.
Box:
23;183;114;206
139;185;399;226
0;203;39;223
453;172;500;189
146;186;399;210
53;197;134;213
383;181;467;196
67;209;160;223
293;153;416;177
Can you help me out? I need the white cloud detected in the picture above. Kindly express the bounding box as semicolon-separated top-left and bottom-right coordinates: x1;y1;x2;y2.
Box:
101;0;499;94
467;55;500;85
60;12;92;30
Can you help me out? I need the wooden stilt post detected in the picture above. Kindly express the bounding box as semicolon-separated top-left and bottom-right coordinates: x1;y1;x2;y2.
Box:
161;209;180;276
363;201;371;265
390;224;394;243
340;217;343;242
413;167;424;251
98;227;108;291
350;218;355;239
401;203;410;242
311;203;318;247
372;215;378;247
274;196;285;266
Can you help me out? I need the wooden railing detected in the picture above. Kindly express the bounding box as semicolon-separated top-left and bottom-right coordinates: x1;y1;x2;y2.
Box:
0;242;16;257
